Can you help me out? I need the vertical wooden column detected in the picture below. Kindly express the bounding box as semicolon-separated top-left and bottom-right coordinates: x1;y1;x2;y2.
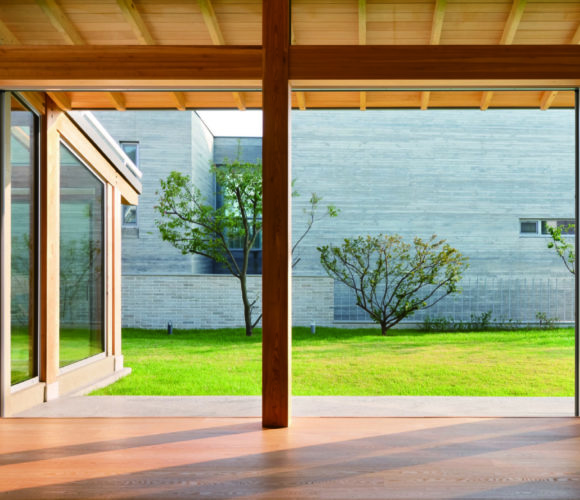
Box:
262;0;292;428
105;184;114;357
112;188;123;370
0;92;12;417
40;97;60;400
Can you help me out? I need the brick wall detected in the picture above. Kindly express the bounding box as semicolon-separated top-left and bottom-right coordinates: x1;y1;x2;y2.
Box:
122;275;334;329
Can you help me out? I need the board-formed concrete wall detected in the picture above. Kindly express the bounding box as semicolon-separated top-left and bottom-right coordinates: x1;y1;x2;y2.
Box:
95;109;576;328
92;110;215;275
290;109;576;280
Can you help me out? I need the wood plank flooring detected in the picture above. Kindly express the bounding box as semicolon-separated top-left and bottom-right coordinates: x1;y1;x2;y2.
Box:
0;417;579;499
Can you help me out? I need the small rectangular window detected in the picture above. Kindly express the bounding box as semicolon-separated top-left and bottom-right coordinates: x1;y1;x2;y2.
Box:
122;205;138;227
520;218;575;237
120;141;139;166
520;221;538;234
120;142;139;227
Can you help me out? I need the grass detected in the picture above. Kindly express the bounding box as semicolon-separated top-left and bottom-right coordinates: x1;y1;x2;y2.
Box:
91;327;575;397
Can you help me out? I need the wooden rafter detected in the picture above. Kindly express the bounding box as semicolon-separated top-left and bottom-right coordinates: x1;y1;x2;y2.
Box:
421;0;447;110
481;0;527;110
47;91;71;111
35;0;84;45
171;91;187;111
540;21;580;110
115;0;185;111
109;92;126;111
197;0;246;111
358;0;367;110
0;18;19;45
116;0;155;45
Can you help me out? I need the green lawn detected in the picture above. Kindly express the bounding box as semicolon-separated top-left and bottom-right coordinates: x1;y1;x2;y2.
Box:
91;327;574;396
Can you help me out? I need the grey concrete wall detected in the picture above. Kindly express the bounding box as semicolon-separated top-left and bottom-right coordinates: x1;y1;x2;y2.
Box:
290;109;576;280
214;137;262;165
121;275;334;329
92;110;215;275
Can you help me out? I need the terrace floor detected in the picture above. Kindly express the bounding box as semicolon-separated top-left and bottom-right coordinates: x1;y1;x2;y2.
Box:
1;416;579;499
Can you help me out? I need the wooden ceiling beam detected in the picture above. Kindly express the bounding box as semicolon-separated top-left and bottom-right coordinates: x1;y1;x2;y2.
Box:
0;18;19;45
35;0;84;45
197;0;245;110
422;0;447;110
481;0;527;110
0;46;262;88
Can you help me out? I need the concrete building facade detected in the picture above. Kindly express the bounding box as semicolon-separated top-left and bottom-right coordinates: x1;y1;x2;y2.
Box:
93;109;576;330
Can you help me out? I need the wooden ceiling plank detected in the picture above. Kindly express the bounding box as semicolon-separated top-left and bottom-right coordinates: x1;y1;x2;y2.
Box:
482;0;527;109
422;0;447;110
116;0;156;45
47;91;71;111
0;18;20;45
109;91;126;111
35;0;85;45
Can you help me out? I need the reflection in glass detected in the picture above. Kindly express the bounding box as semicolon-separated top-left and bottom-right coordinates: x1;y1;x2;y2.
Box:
10;96;37;385
60;144;105;367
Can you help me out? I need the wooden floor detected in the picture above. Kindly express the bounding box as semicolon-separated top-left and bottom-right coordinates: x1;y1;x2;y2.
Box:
0;418;579;499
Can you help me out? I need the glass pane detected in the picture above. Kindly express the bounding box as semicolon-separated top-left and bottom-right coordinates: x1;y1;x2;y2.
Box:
123;205;137;226
120;142;139;165
10;96;37;385
521;221;537;234
558;220;575;235
60;144;105;367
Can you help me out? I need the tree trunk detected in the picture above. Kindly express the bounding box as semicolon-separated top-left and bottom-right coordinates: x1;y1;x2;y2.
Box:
381;323;387;336
239;275;253;336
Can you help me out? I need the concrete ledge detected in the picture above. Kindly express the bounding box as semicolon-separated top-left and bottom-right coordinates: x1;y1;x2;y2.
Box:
13;395;574;418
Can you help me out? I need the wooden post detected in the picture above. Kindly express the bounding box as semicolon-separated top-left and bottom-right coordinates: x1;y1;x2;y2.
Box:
262;0;292;428
40;96;60;400
0;92;12;416
112;188;123;370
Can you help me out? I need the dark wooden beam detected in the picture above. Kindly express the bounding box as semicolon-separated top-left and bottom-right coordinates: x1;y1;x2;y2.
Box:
0;46;262;89
262;0;291;429
289;45;580;86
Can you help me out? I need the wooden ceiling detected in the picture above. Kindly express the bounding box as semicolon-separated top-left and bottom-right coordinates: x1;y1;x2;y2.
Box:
1;0;579;110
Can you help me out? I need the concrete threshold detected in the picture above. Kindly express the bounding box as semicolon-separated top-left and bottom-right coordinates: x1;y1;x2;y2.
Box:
13;396;574;418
